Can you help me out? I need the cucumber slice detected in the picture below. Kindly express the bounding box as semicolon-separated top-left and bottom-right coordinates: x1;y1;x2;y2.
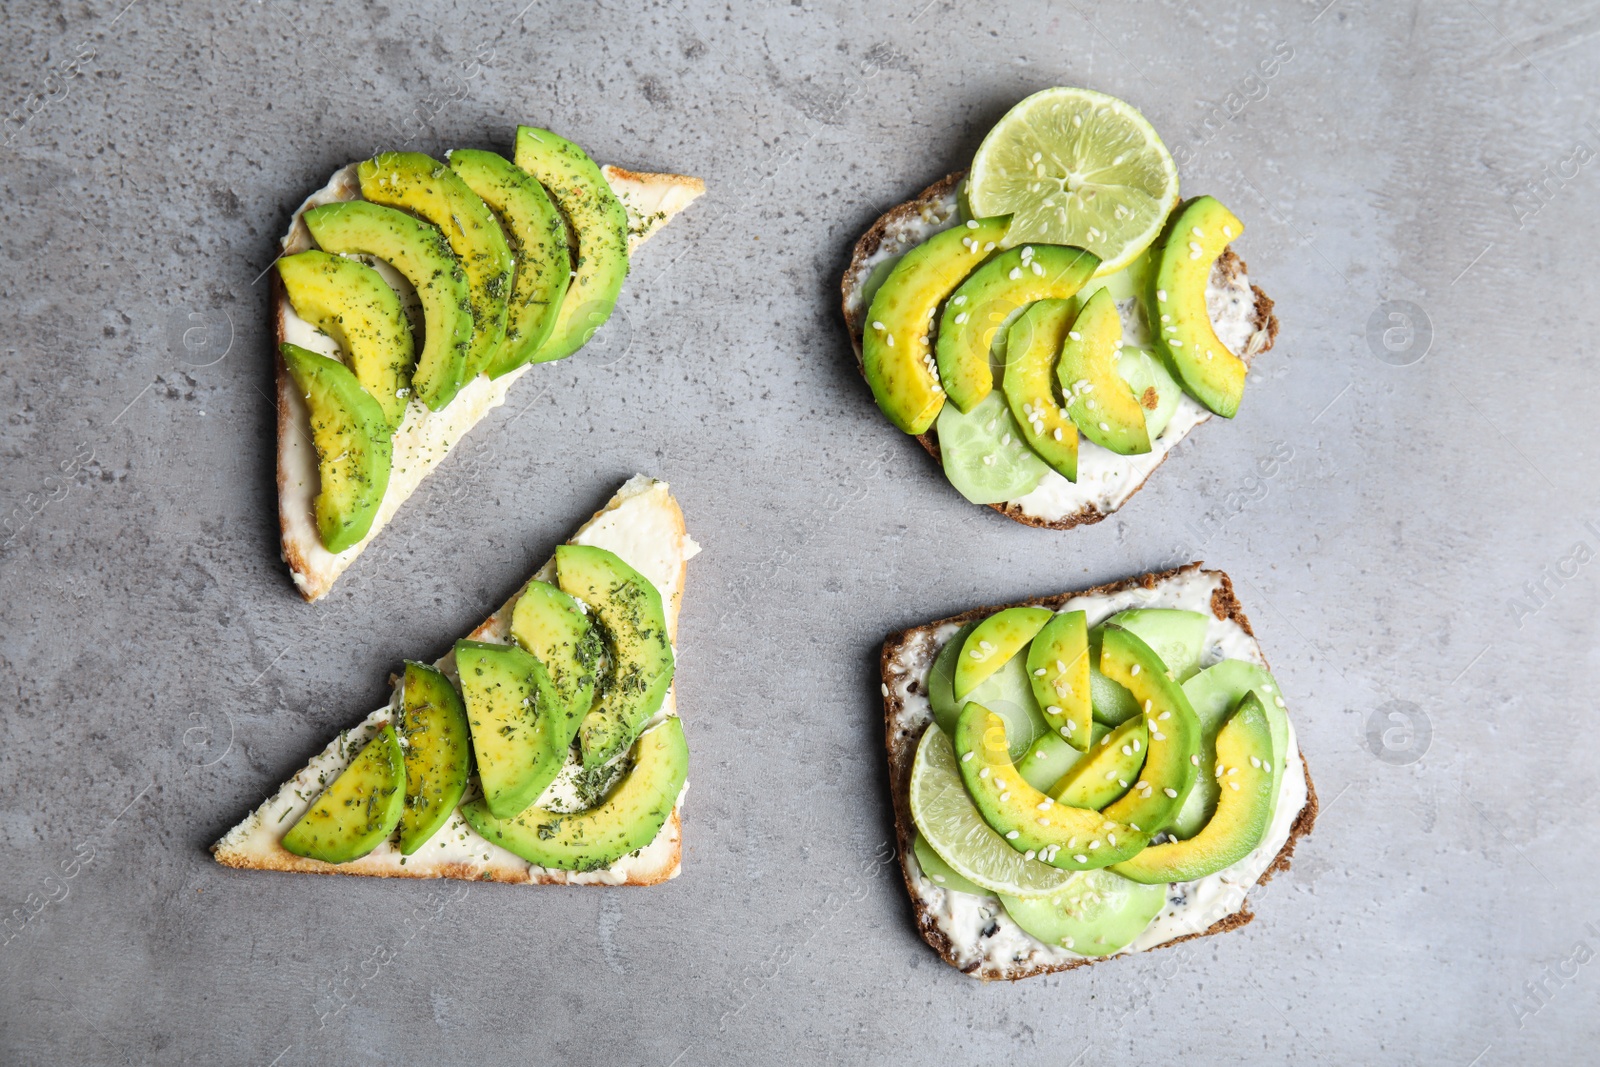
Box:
930;630;1048;763
913;832;986;896
1115;347;1183;440
1000;870;1166;955
936;390;1048;505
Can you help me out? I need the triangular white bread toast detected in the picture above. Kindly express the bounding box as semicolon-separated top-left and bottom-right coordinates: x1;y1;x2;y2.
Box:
215;475;699;885
277;165;705;601
880;564;1317;979
840;174;1280;530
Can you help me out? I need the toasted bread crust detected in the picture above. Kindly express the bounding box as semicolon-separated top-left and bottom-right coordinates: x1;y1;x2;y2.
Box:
841;173;1281;530
880;563;1318;979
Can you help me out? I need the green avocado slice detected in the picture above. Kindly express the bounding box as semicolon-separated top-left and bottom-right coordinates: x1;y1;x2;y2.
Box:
1026;610;1092;751
1172;659;1289;837
954;606;1054;701
1112;692;1274;883
281;722;405;864
954;701;1149;871
937;243;1099;412
1058;288;1150;455
357;152;513;387
276;249;415;428
863;216;1011;434
555;545;674;771
447;148;573;378
1050;716;1149;809
460;716;688;872
455;640;567;819
1002;299;1080;481
513;127;630;364
510;579;603;724
279;343;392;554
396;661;471;855
1150;196;1249;417
1000;870;1166;955
303;200;473;411
1097;625;1201;834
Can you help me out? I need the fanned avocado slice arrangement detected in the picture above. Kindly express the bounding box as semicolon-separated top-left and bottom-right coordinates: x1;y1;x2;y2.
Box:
276;545;683;871
276;126;633;554
909;603;1294;957
859;87;1264;506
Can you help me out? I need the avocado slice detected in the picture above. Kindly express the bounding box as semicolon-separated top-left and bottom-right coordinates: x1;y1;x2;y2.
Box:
1050;716;1149;809
460;716;688;872
303;200;472;411
396;661;471;855
510;579;603;724
1000;870;1166;955
447;149;573;378
1058;288;1150;455
954;606;1054;702
281;722;405;864
276;250;415;428
512;127;630;364
1017;726;1105;793
279;342;392;554
454;640;567;819
1002;299;1080;481
954;701;1149;871
1112;693;1274;883
554;545;675;771
936;243;1099;412
1107;608;1209;682
1025;609;1091;751
1150;196;1249;417
1172;660;1288;837
1097;625;1201;834
862;216;1011;434
913;831;985;895
357;152;513;386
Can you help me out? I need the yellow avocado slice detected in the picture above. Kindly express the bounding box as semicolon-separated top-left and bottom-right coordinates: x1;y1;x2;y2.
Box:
954;606;1054;702
281;722;405;864
1026;609;1092;751
1150;196;1249;418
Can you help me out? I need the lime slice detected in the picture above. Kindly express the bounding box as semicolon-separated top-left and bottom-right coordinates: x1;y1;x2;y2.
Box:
937;390;1048;505
968;87;1179;274
909;724;1072;899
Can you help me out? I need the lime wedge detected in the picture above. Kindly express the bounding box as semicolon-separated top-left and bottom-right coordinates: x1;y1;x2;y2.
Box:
968;87;1179;274
908;724;1072;899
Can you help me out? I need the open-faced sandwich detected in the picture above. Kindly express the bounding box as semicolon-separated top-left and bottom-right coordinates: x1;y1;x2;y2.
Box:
275;127;704;600
214;476;697;885
841;88;1279;528
880;564;1315;978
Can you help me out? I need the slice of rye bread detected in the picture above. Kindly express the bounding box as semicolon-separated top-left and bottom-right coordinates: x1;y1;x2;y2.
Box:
214;475;696;886
879;562;1317;979
840;173;1281;530
276;163;705;602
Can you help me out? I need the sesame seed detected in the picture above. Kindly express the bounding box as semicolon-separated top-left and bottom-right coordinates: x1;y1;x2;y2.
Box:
1055;660;1066;673
1053;428;1063;441
1038;799;1054;810
886;334;894;347
1059;726;1071;738
979;767;990;778
1033;667;1046;676
1223;225;1234;238
1022;246;1034;258
1275;696;1286;708
1009;267;1022;280
1108;833;1117;845
1250;756;1262;768
1034;750;1046;759
1264;761;1272;772
984;242;996;251
1024;850;1036;860
953;295;967;306
1005;830;1019;840
1131;739;1141;752
1068;331;1081;341
1171;339;1184;347
1031;262;1045;276
932;874;946;883
1143;699;1152;712
1065;720;1077;734
1103;770;1118;781
1086;398;1097;411
1163;787;1178;798
1227;767;1238;776
1188;241;1202;254
966;219;979;229
1074;854;1088;863
871;321;885;331
1121;744;1133;756
962;236;974;249
982;454;995;466
1190;754;1200;766
1151;731;1166;741
1130;664;1141;676
1130;822;1142;831
1088;839;1100;850
1140;788;1152;798
1230;782;1241;791
1191;227;1204;237
968;650;982;659
954;312;969;324
1046;705;1062;716
1000;792;1011;802
1064;937;1075;949
1158;711;1170;720
961;751;973;762
1118;779;1128;788
1037;817;1050;826
1135;781;1148;790
1096;419;1109;429
1156;289;1167;302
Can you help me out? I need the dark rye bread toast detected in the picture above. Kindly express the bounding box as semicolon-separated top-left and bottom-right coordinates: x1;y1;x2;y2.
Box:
879;563;1317;979
841;174;1281;530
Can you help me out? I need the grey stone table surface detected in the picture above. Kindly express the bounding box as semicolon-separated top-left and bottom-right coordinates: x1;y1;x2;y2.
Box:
1;0;1594;1063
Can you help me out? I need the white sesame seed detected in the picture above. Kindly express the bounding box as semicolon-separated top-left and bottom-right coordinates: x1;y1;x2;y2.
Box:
886;334;894;347
961;751;973;762
1191;754;1200;765
1033;667;1046;676
1009;267;1022;280
1227;767;1238;776
1074;854;1088;863
1158;711;1170;721
1192;227;1203;237
1000;792;1011;801
954;312;969;324
1024;850;1036;860
1130;822;1141;831
1097;418;1109;429
871;321;885;331
1108;833;1117;846
1223;225;1234;238
1250;756;1262;768
982;454;995;466
1065;720;1077;734
966;219;979;229
1230;781;1241;791
1053;428;1063;441
979;767;991;778
953;295;967;306
1064;936;1075;948
1151;731;1166;741
1130;664;1141;676
1037;817;1050;826
1046;705;1062;716
1103;770;1118;781
1006;830;1020;839
1169;339;1184;348
1163;787;1178;798
1118;779;1128;788
1068;331;1082;342
1275;696;1286;708
984;242;996;251
968;650;982;659
1059;726;1071;738
1143;699;1152;712
1156;289;1167;302
1088;839;1100;850
1121;744;1133;756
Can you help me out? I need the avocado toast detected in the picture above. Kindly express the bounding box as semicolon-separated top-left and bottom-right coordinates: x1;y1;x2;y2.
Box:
275;128;704;600
214;476;698;885
881;563;1315;978
840;88;1279;528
